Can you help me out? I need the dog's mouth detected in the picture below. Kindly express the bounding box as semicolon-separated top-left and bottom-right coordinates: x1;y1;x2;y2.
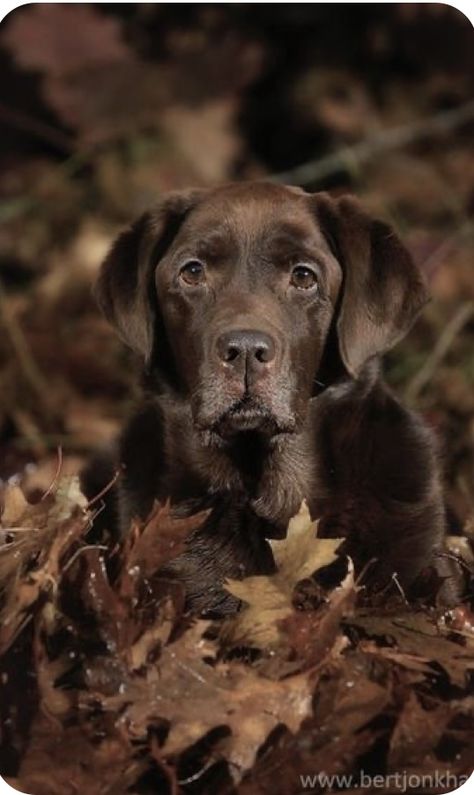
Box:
211;396;293;439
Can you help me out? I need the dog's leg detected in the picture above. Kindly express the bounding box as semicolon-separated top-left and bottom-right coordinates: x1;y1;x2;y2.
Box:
316;380;462;603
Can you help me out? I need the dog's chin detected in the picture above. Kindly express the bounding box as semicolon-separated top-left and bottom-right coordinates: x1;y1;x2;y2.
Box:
197;398;296;445
218;407;278;437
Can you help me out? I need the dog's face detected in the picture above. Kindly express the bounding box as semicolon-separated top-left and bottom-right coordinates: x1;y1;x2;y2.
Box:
153;183;342;438
96;182;428;443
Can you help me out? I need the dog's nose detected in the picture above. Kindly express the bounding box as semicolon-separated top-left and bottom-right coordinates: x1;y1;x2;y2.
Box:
216;329;276;374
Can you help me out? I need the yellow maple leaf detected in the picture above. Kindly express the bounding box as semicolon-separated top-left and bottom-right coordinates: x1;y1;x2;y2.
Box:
223;501;344;648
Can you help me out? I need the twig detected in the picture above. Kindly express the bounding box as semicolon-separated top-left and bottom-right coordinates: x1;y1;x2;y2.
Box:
436;550;473;575
391;572;409;606
41;446;64;501
86;469;121;508
405;301;474;402
271;100;474;186
62;544;108;574
355;556;377;587
0;100;73;152
178;760;215;786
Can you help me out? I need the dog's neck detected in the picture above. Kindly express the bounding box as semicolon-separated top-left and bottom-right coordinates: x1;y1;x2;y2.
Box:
156;392;317;534
151;364;379;533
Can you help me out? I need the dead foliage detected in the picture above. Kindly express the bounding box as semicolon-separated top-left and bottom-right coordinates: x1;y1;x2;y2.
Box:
0;5;473;792
0;492;473;794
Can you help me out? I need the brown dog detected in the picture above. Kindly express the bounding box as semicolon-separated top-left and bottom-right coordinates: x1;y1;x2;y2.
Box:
93;181;451;613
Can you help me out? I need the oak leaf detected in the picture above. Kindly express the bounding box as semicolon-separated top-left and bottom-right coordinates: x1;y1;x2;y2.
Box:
223;502;343;648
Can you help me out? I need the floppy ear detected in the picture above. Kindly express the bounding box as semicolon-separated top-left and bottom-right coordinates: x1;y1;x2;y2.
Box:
95;188;206;361
313;193;429;377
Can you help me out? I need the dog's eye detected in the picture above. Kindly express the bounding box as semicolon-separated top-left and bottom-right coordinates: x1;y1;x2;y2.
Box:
290;265;318;290
179;259;206;286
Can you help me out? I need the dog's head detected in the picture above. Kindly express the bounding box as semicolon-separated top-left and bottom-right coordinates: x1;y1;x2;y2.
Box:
96;182;427;442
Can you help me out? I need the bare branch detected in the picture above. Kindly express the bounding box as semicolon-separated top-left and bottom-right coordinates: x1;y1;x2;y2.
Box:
272;100;474;186
405;301;474;402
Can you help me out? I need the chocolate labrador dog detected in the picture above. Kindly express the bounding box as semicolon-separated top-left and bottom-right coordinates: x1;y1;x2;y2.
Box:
92;181;451;614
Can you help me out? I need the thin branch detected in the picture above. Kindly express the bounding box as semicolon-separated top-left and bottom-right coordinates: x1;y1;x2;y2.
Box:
405;301;474;402
0;100;73;152
271;100;474;186
41;447;64;501
391;572;409;606
62;544;109;574
86;469;121;508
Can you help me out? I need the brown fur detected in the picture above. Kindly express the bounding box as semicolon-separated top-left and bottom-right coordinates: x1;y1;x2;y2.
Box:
89;181;454;614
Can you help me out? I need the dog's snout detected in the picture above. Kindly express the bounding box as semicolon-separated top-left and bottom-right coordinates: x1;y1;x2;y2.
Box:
216;329;276;373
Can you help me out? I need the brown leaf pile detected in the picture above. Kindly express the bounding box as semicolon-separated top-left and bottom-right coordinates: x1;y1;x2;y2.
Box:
0;489;473;794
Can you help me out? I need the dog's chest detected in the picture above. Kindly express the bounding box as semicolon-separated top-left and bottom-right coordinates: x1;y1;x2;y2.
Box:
189;433;317;533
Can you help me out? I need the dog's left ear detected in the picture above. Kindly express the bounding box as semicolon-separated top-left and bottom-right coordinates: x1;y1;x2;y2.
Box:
312;193;428;377
95;189;206;362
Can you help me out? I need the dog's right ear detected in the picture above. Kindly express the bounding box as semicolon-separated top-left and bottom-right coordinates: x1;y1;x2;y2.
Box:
95;189;206;361
311;193;428;378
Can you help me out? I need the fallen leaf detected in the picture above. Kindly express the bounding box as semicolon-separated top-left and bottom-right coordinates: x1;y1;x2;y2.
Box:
33;606;74;721
271;501;342;584
0;478;90;655
388;691;452;770
14;715;146;795
358;640;436;675
223;502;343;648
89;621;315;782
124;500;209;580
277;561;357;673
1;484;28;524
347;611;474;688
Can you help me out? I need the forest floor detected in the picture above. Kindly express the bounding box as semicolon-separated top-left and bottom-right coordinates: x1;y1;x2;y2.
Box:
0;5;473;793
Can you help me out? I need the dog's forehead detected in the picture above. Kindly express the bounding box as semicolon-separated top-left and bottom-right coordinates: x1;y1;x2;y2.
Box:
179;182;326;247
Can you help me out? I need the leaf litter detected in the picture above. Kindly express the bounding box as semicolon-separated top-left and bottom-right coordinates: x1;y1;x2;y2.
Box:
0;491;473;794
0;4;473;791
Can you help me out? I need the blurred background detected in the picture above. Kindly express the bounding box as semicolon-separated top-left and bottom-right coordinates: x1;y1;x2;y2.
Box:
0;3;472;533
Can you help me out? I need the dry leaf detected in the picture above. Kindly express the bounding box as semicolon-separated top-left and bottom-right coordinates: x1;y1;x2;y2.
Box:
271;501;343;586
90;621;314;781
14;715;145;795
0;478;90;654
125;501;209;579
223;502;343;648
348;611;474;688
388;691;452;770
1;484;28;525
278;560;356;672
